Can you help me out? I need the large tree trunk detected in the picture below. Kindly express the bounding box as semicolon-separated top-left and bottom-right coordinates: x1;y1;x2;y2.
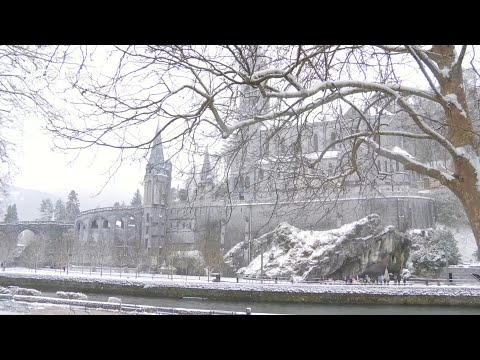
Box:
431;45;480;249
449;157;480;249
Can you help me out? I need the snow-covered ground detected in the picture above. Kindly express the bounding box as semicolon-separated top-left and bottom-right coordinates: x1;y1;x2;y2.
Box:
2;267;480;298
451;225;478;263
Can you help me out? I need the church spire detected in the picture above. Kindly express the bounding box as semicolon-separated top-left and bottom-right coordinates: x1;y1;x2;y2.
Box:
200;146;214;184
147;121;166;175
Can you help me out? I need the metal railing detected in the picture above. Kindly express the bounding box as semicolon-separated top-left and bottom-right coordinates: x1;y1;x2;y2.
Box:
77;206;142;216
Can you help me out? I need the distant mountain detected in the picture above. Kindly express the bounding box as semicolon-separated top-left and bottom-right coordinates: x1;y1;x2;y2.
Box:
1;186;61;221
1;186;132;221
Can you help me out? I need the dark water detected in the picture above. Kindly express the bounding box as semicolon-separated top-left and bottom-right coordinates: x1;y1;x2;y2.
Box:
39;291;480;315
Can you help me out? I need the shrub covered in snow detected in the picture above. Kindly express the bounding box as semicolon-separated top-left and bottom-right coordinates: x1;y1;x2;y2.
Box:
4;286;42;296
14;287;42;296
409;228;461;276
107;297;122;303
56;291;88;300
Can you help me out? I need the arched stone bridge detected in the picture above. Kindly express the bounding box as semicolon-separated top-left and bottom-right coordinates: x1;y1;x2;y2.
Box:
75;206;143;246
0;221;74;245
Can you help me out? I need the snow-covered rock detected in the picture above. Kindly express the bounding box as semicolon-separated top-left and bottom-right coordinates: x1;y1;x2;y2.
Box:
107;297;122;303
56;291;88;300
224;214;410;280
6;286;41;296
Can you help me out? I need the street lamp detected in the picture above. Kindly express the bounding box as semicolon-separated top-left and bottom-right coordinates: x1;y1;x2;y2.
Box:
260;242;264;284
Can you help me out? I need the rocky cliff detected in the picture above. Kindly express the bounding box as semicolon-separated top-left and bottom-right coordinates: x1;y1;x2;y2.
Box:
223;214;410;280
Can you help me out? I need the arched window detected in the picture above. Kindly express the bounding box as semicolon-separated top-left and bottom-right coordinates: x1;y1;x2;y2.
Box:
115;219;124;229
281;138;286;154
102;219;109;229
263;138;269;155
146;180;152;204
313;133;319;151
127;215;135;229
245;176;250;188
91;220;98;229
330;131;338;150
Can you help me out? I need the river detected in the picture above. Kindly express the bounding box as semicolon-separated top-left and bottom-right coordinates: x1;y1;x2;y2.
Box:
17;290;477;315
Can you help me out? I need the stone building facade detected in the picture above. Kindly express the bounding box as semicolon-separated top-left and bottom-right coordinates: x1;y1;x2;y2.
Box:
73;54;437;260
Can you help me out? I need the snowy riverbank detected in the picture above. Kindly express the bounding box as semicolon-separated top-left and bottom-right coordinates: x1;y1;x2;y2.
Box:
1;268;480;306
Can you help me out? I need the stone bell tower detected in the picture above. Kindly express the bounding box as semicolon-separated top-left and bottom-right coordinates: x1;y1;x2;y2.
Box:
143;124;172;249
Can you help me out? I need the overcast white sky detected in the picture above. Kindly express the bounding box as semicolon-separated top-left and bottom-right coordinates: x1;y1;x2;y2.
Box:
12;117;146;205
7;45;471;208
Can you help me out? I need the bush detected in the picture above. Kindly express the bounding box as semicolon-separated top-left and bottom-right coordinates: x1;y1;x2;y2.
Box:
409;228;461;276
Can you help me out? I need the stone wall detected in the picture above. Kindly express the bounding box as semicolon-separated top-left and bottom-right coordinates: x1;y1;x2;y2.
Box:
211;196;435;251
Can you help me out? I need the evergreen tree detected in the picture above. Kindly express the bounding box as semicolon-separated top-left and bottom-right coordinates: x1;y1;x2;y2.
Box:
38;199;54;221
3;205;11;222
65;190;80;222
11;204;18;222
54;199;66;222
113;202;120;207
3;204;18;223
131;189;142;207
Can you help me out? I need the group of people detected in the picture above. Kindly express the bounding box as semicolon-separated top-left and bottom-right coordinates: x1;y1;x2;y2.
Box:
342;273;409;285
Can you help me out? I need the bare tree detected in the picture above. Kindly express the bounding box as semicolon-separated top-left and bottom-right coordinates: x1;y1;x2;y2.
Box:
94;237;113;276
57;230;76;274
196;235;224;281
127;245;149;278
0;46;71;200
41;45;480;249
20;238;46;273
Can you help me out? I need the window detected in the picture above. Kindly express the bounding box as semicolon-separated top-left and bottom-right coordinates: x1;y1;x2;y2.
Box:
263;138;269;155
259;169;264;181
245;176;250;188
239;176;244;190
281;138;286;154
91;220;98;229
146;213;150;222
384;160;388;172
313;133;319;151
396;160;400;171
377;160;381;171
